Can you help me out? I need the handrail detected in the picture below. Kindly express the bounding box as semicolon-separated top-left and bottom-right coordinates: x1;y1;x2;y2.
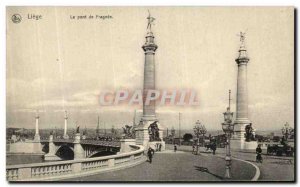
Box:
7;144;145;181
7;145;142;169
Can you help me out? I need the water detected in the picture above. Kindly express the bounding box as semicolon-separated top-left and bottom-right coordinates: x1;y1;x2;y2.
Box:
6;155;45;165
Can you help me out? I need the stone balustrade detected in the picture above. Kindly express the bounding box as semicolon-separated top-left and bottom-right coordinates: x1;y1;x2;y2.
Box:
7;145;145;181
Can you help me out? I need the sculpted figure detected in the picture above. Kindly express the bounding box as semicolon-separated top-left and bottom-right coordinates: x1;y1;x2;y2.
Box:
122;125;135;139
148;121;161;141
245;123;254;142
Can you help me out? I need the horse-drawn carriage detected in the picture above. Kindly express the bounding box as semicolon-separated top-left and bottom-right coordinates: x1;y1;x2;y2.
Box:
267;144;294;157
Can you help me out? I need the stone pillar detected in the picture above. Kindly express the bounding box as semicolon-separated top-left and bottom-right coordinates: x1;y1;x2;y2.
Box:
48;135;56;155
119;139;136;153
74;133;85;159
233;42;251;139
34;111;40;142
44;134;62;161
63;111;69;139
136;13;165;150
141;30;158;122
231;34;257;150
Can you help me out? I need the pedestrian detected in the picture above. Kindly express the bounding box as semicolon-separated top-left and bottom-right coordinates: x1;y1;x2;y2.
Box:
159;144;162;152
147;147;155;163
256;145;263;163
192;144;195;154
174;144;177;153
211;142;217;155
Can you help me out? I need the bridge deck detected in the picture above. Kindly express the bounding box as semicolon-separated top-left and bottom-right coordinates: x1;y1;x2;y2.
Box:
40;139;121;148
63;150;256;181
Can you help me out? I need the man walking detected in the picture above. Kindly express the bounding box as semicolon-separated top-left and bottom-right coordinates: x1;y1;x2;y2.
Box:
192;144;195;154
174;144;177;153
147;147;155;163
158;144;162;152
211;141;217;155
256;145;263;163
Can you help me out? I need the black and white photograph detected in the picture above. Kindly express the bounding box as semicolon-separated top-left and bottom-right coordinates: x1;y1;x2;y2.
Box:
6;6;295;182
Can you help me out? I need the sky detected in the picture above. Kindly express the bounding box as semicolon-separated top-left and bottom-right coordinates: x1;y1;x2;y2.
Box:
6;7;294;131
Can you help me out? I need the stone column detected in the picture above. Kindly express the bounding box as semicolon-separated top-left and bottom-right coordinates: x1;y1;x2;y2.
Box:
44;134;62;161
233;38;251;139
63;111;69;139
34;110;40;142
135;13;164;151
231;35;257;150
141;31;158;121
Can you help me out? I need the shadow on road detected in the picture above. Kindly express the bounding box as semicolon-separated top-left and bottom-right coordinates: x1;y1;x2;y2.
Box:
194;166;223;180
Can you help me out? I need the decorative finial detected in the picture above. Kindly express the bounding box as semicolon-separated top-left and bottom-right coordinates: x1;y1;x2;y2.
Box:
239;31;246;42
76;122;80;133
228;89;232;110
147;10;155;32
236;30;249;62
237;30;247;49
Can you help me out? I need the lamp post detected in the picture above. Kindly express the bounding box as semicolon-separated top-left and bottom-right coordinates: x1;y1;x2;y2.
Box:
281;122;292;140
171;127;175;144
199;125;207;147
194;120;206;155
222;90;234;179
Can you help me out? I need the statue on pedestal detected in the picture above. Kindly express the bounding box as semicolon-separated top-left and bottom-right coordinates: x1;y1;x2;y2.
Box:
148;121;161;141
76;125;80;134
245;123;255;142
122;125;135;139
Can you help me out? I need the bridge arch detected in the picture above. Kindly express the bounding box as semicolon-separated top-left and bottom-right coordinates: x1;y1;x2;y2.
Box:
55;144;74;160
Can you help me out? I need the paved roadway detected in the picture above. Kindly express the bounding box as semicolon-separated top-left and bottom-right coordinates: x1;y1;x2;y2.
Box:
167;144;295;181
64;149;255;181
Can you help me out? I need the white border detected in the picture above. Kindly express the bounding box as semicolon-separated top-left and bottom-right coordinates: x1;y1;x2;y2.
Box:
1;1;298;187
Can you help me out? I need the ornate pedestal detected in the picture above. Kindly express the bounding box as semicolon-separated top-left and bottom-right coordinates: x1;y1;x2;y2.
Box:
135;120;165;151
231;121;258;150
44;135;62;161
231;139;258;150
34;134;40;142
119;139;136;153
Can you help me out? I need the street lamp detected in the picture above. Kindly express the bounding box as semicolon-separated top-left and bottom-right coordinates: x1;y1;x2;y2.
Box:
194;120;201;155
199;124;207;147
222;90;234;179
194;120;206;154
281;122;292;140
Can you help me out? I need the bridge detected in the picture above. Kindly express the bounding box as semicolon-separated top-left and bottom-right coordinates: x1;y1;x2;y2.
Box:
40;134;121;161
7;131;148;181
8;133;122;161
7;144;146;181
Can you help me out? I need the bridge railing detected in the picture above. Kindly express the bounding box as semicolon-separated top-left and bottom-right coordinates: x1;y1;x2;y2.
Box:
7;144;145;181
40;139;121;148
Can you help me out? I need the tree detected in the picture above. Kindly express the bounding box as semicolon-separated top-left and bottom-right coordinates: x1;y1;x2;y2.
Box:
183;133;193;142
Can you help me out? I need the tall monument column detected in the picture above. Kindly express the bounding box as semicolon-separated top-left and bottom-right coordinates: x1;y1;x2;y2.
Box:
135;12;165;151
63;110;69;139
34;110;40;142
141;24;157;121
231;32;257;150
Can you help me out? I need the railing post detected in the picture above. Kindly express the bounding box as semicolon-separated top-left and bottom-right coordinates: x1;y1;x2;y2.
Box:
108;159;115;167
18;167;31;180
72;163;82;173
74;133;85;159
